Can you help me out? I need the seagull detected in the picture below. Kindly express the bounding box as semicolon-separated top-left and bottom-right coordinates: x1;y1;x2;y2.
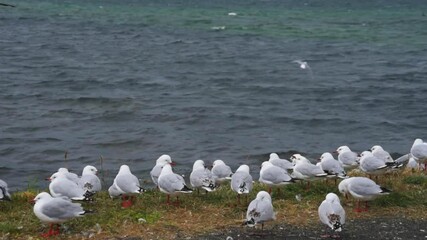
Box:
190;160;216;193
243;191;275;231
338;177;391;212
231;164;253;204
32;192;91;237
158;163;192;205
290;154;328;189
318;152;346;181
56;168;80;184
410;138;427;171
268;153;294;171
259;161;294;194
78;165;102;192
211;159;233;186
358;151;389;177
108;184;122;199
335;146;359;170
370;145;394;164
48;172;93;201
113;165;145;207
0;179;11;201
318;193;345;238
228;12;237;16
150;154;175;187
292;60;310;69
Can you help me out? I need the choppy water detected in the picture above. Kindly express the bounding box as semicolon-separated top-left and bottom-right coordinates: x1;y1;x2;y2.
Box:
1;0;427;190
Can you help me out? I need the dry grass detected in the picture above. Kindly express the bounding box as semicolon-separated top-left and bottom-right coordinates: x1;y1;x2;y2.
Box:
1;169;426;239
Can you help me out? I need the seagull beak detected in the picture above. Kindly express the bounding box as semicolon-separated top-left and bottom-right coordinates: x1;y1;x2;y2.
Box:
170;162;176;166
45;177;51;181
29;199;36;204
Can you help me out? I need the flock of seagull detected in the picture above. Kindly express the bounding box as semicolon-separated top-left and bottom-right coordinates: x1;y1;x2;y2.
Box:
1;138;427;238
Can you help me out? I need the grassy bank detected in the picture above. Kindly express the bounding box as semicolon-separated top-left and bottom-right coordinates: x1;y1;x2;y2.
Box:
1;170;426;239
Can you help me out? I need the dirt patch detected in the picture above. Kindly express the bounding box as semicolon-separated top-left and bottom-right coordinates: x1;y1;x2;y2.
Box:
190;217;427;240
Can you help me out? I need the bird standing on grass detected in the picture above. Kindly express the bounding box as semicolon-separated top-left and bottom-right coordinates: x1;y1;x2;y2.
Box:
158;163;192;205
0;179;11;201
150;154;175;187
32;192;91;237
190;160;216;193
211;159;233;186
112;165;145;208
338;177;391;212
78;165;102;192
231;164;253;204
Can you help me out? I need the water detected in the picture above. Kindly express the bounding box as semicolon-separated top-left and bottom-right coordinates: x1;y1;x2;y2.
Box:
1;0;427;190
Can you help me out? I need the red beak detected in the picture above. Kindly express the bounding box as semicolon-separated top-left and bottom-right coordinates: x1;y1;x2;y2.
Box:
170;162;176;166
29;199;35;205
45;177;51;181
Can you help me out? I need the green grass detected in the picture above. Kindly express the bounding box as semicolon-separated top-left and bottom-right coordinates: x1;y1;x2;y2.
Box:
1;170;426;239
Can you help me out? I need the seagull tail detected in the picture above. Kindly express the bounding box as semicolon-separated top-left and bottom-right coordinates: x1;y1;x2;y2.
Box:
0;187;11;201
380;187;392;194
138;187;146;193
81;209;95;215
243;218;256;227
180;185;193;193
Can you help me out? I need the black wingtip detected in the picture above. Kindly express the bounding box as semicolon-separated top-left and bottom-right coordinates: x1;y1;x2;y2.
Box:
81;209;95;215
243;218;255;226
181;185;193;192
138;187;146;193
380;187;392;193
333;221;342;231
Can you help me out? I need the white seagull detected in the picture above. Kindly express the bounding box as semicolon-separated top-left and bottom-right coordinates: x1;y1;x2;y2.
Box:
290;154;328;189
335;146;359;170
190;160;216;193
338;177;391;212
259;161;294;194
113;165;145;207
78;165;102;192
318;152;346;180
410;138;427;170
211;159;233;185
0;179;11;201
370;145;394;164
158;164;192;205
56;168;80;184
150;154;175;187
318;193;345;238
231;164;253;204
268;153;294;171
33;192;91;237
358;151;389;176
293;60;310;69
244;191;275;230
48;172;93;201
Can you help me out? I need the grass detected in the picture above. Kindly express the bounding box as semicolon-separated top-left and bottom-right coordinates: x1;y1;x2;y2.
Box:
1;169;426;239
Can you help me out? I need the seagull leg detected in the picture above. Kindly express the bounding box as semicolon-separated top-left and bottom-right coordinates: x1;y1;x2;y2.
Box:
353;200;363;213
268;187;272;194
173;196;180;206
237;194;241;205
53;224;60;235
166;195;170;205
121;194;133;208
363;201;369;211
321;225;331;238
41;224;54;237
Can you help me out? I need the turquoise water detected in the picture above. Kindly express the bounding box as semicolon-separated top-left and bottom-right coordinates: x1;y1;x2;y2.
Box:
1;0;427;189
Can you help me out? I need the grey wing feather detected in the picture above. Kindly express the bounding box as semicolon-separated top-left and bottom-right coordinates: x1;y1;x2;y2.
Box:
150;165;162;185
159;173;185;192
79;175;101;192
50;180;85;198
411;144;427;160
213;165;232;178
262;167;291;183
339;152;358;165
42;199;84;219
349;180;381;196
115;174;140;193
297;163;325;176
270;159;294;170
